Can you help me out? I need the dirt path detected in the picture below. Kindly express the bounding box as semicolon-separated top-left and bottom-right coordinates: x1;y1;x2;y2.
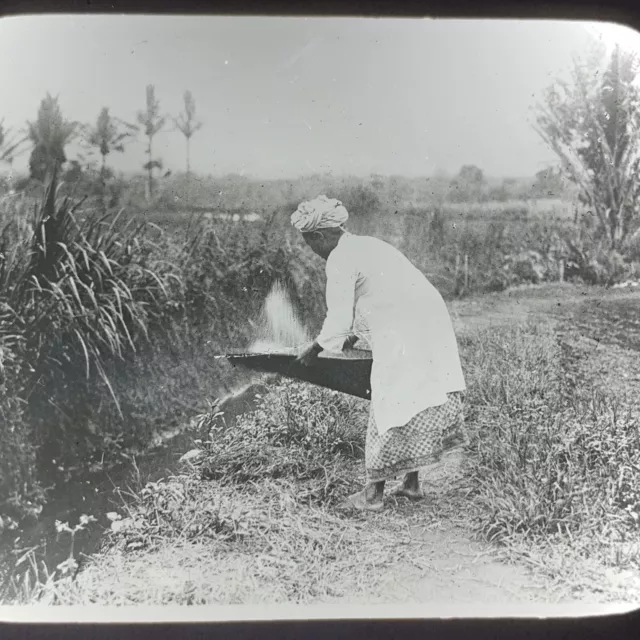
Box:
347;450;640;610
348;452;556;608
341;284;640;610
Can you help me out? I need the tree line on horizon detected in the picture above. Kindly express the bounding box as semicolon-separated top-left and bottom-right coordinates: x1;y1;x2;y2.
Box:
0;82;569;209
0;98;569;214
1;39;640;249
0;85;203;206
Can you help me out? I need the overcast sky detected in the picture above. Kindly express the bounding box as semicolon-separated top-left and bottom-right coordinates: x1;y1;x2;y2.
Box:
0;16;637;179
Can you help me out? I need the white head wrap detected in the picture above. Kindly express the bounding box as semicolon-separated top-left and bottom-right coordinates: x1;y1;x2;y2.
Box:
290;195;349;233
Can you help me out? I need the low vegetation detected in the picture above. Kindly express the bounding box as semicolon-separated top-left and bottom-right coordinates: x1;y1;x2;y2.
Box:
6;308;640;604
2;162;640;539
463;323;640;570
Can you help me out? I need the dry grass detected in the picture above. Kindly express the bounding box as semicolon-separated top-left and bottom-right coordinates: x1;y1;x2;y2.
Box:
7;298;640;606
45;475;423;605
0;175;323;520
24;453;556;607
439;198;576;220
499;535;640;603
16;447;499;607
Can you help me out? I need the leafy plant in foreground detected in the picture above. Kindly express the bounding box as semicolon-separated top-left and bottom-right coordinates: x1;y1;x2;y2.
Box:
2;165;181;469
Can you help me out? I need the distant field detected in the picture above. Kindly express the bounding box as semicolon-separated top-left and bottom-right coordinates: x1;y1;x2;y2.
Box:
439;198;576;219
2;189;576;235
133;197;577;234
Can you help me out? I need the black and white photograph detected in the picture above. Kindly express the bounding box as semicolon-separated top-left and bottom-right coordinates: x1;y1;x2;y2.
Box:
0;13;640;616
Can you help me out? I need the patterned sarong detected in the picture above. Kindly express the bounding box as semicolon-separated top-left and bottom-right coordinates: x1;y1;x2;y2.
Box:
365;391;465;482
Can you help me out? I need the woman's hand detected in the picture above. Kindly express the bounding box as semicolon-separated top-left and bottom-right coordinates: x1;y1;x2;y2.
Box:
343;334;359;350
295;341;323;367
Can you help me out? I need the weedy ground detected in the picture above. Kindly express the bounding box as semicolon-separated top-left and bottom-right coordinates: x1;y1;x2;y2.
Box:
8;284;640;607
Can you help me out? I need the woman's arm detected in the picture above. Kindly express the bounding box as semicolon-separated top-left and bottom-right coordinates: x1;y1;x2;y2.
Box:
316;253;358;353
296;251;357;365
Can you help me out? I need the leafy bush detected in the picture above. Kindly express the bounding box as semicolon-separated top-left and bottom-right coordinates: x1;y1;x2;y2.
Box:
22;185;179;459
394;209;559;297
555;216;640;286
334;184;381;222
391;203;640;295
1;171;331;521
1;200;42;524
178;211;325;338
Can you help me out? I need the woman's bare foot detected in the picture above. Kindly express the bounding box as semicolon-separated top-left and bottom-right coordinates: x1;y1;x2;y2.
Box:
339;482;385;512
340;489;384;512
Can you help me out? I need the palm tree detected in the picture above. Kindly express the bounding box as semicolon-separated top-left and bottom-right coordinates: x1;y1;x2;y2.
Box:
535;43;640;249
85;108;134;177
83;107;135;209
136;85;166;201
26;94;77;183
174;90;204;204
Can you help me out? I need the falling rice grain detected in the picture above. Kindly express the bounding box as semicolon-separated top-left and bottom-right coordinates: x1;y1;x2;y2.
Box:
249;280;311;354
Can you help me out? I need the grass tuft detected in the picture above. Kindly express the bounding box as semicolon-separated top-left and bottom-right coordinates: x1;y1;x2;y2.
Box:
199;380;367;504
461;321;640;574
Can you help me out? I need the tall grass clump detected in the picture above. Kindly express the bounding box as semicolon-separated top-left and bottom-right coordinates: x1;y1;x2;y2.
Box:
461;321;640;569
1;194;45;525
0;299;42;527
24;174;179;459
374;202;638;297
64;205;326;463
0;167;182;519
383;207;574;298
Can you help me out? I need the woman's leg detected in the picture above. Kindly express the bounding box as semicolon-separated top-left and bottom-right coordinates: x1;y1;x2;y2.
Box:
343;480;385;511
395;394;466;500
342;408;386;510
366;480;385;502
340;405;387;512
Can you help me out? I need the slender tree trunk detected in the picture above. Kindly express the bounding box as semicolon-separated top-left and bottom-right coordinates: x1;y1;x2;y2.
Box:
186;135;191;206
186;136;191;177
607;208;623;251
101;153;108;215
146;137;154;201
464;254;469;291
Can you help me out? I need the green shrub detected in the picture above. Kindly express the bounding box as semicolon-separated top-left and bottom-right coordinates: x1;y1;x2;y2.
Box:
559;218;640;286
179;211;325;338
1;173;329;519
1;201;43;524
